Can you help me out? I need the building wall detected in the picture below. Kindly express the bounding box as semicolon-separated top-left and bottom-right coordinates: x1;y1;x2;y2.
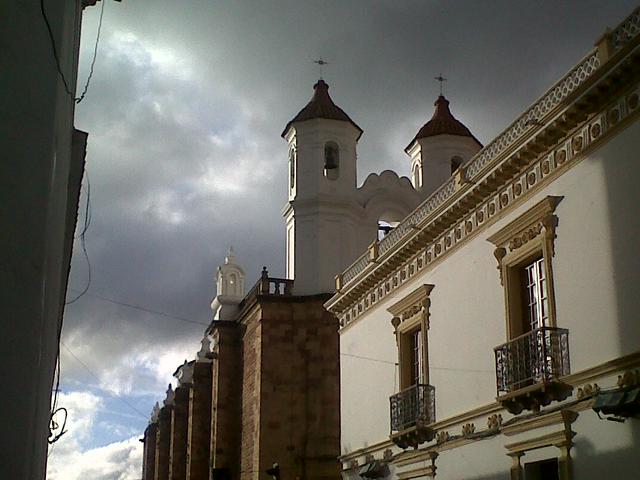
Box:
0;1;86;478
339;116;640;474
240;307;263;479
258;297;340;480
210;323;242;480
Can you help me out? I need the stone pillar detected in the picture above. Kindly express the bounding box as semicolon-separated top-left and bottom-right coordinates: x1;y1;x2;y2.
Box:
556;442;574;480
155;406;172;480
143;423;158;480
170;385;190;480
507;452;524;480
187;360;213;480
209;324;241;480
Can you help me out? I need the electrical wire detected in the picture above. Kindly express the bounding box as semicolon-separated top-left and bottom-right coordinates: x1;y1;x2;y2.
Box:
61;342;148;419
66;173;92;305
40;0;107;103
48;353;67;446
70;290;210;327
40;0;74;97
340;352;493;373
75;0;105;104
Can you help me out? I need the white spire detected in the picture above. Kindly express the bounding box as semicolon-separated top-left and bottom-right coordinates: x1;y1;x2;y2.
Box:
164;384;175;406
196;335;212;362
211;246;245;320
150;401;160;423
174;360;194;386
225;246;236;265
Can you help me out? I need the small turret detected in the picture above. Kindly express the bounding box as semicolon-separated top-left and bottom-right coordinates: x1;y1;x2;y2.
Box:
211;247;245;320
406;95;482;197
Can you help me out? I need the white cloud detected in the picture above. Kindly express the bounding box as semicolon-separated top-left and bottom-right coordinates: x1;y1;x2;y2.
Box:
47;390;143;480
48;435;142;480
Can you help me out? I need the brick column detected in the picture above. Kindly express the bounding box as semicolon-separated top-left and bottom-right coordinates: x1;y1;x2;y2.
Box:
209;324;241;480
170;385;190;480
155;406;172;480
142;423;158;480
187;360;213;480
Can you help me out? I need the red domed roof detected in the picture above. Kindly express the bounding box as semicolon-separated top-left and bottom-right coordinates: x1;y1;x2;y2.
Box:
406;95;481;151
282;80;363;139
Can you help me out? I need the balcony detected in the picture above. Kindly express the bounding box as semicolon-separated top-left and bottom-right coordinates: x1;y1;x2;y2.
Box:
389;384;435;449
494;326;571;414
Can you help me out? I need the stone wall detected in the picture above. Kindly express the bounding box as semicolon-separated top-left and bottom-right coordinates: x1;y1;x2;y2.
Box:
170;385;190;480
239;306;263;480
240;295;340;480
155;406;172;480
210;322;242;480
187;361;213;480
143;423;158;480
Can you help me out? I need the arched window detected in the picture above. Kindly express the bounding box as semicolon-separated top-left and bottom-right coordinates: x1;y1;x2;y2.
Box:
413;163;421;188
324;141;339;180
228;273;237;295
289;149;296;191
451;156;463;175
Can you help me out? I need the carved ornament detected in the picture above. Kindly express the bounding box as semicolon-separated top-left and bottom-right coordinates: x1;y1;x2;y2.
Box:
576;383;600;400
617;369;640;388
461;423;476;436
435;430;450;444
487;413;503;430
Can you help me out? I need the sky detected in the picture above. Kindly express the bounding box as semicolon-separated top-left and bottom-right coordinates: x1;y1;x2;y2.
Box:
49;1;637;478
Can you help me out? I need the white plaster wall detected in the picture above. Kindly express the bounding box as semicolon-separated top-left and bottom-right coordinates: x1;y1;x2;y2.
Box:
340;119;640;455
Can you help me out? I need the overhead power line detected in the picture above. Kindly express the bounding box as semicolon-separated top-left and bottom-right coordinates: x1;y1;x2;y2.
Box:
40;0;107;103
61;342;148;420
70;290;210;327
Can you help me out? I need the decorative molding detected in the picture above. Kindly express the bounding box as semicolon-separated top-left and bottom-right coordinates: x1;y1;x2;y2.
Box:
429;401;503;431
396;464;436;480
502;409;578;437
487;196;560;249
576;383;600;400
329;42;640;329
394;451;438;476
487;413;503;430
388;284;434;333
617;369;640;388
562;350;640;386
505;428;575;454
435;430;450;444
461;423;476;436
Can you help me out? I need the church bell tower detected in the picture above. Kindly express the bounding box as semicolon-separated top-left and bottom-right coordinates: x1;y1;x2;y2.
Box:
281;79;363;295
406;95;482;197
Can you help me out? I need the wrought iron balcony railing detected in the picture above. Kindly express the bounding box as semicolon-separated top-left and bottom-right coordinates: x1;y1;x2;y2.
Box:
389;383;435;433
494;326;570;396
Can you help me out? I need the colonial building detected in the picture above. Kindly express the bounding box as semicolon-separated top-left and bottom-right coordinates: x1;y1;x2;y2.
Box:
142;74;428;480
327;6;640;480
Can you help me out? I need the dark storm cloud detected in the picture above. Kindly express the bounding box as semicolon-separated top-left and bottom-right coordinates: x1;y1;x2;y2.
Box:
55;1;637;476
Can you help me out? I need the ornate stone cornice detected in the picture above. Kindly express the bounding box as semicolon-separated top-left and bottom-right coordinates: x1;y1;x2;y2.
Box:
328;43;640;330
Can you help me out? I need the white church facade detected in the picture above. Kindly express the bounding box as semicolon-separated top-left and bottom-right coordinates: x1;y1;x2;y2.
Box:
326;6;640;480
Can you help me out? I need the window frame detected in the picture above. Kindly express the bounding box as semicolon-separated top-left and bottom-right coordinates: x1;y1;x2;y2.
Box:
388;284;434;390
487;196;562;340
